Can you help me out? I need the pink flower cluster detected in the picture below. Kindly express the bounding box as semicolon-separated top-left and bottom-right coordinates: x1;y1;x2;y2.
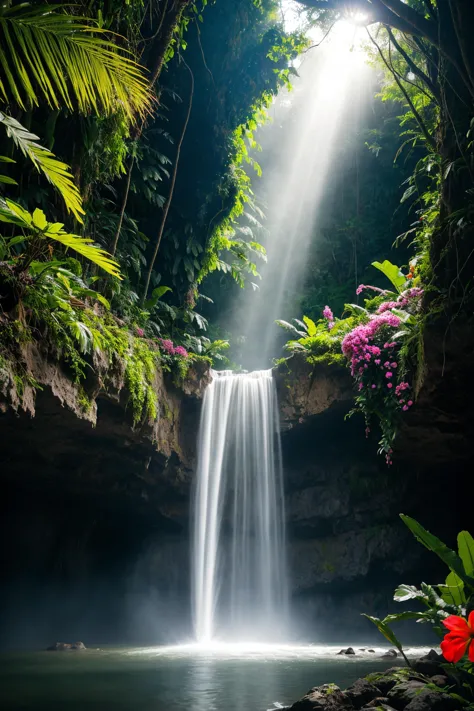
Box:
322;305;335;330
377;287;424;314
323;305;334;321
395;380;413;410
341;313;402;376
356;284;388;296
158;339;189;358
135;327;145;338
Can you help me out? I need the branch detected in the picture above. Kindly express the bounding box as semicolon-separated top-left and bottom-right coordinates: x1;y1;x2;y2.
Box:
367;27;436;152
386;27;440;102
293;0;431;38
379;0;437;41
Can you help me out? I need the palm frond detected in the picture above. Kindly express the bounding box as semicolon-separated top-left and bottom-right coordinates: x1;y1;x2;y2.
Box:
0;111;84;222
0;201;121;278
0;4;151;121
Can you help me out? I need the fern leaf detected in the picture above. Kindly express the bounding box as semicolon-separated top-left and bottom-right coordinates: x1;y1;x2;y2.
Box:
0;112;84;222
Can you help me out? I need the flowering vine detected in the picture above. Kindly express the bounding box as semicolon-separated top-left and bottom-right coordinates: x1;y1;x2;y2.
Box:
278;260;424;463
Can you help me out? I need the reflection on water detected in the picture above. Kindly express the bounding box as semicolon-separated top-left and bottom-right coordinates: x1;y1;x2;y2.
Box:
0;645;431;711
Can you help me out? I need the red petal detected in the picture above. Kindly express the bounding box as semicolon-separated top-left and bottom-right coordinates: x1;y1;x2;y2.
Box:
468;611;474;631
441;635;469;663
469;641;474;663
442;615;470;637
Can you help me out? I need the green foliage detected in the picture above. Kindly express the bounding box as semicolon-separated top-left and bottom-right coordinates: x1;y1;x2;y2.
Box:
365;516;474;684
0;201;120;277
372;260;406;294
0;112;84;221
0;3;151;121
124;338;159;425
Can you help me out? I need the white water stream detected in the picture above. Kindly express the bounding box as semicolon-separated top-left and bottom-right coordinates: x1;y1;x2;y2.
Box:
192;370;287;643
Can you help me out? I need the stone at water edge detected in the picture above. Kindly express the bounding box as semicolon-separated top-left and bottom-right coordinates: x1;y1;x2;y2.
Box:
46;641;86;651
346;679;382;709
411;650;443;678
289;684;353;711
381;649;398;659
337;647;356;655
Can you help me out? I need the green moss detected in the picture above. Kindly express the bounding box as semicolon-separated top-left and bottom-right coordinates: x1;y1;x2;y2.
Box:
77;386;93;415
123;338;159;426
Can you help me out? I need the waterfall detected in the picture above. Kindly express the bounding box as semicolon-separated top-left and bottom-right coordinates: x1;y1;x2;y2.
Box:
192;369;288;643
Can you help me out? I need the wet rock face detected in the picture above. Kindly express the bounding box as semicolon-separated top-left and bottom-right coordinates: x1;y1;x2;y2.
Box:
0;346;210;528
274;355;352;430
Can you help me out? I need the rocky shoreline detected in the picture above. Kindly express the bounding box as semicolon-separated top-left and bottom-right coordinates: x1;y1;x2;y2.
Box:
283;651;457;711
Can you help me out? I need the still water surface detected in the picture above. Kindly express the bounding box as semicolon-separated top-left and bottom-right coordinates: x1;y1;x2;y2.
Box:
0;644;427;711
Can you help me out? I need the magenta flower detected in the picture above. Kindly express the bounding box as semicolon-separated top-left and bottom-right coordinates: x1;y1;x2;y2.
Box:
391;362;398;368
371;384;376;389
323;305;334;322
159;338;175;355
135;327;144;338
174;346;189;358
403;405;408;411
386;372;393;379
407;400;413;407
374;359;381;365
387;383;393;389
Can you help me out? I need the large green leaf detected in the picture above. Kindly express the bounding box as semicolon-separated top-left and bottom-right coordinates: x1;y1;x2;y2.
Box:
400;515;474;587
0;112;84;221
303;315;317;336
440;573;466;607
372;260;406;293
362;614;408;663
0;3;150;121
458;531;474;576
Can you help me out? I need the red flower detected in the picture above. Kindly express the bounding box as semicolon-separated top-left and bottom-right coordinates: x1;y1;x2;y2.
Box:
441;612;474;663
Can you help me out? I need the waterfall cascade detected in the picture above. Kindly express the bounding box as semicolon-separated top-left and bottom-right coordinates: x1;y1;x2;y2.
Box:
192;369;288;643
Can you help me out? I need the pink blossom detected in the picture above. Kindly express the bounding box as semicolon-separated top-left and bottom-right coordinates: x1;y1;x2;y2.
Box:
374;359;381;365
403;405;408;411
387;383;393;389
407;400;413;407
386;372;393;379
159;339;175;355
174;346;189;358
377;301;399;314
391;362;398;368
323;305;334;322
371;384;376;389
135;327;144;338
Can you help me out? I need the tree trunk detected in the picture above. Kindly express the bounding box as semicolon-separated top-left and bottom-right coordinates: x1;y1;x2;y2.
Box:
431;0;474;299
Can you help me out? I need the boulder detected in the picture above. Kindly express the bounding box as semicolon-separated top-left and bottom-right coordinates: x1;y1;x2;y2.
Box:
411;651;443;678
290;684;354;711
404;691;458;711
381;649;398;659
46;641;86;651
387;682;429;709
337;647;356;656
362;699;392;709
367;669;411;696
346;680;382;709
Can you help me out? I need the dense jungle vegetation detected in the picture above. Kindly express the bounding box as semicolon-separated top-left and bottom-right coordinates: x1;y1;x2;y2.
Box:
1;0;474;450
